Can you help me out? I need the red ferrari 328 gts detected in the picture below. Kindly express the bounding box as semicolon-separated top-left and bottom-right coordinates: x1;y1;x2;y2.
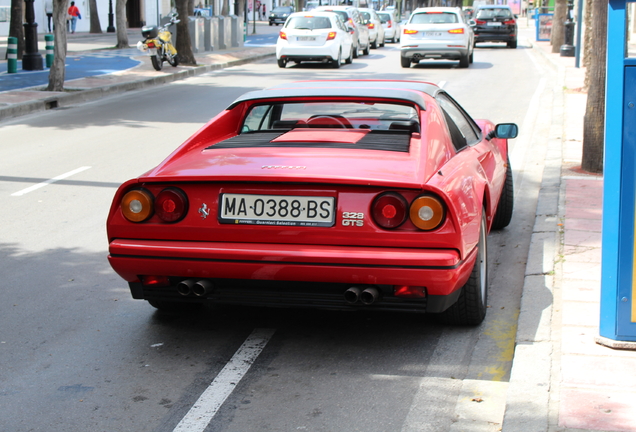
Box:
106;80;517;325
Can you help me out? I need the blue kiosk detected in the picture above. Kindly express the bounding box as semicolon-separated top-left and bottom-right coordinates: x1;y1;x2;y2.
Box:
600;0;636;344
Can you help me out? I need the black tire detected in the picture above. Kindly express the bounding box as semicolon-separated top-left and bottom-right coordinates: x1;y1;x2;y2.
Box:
371;38;377;49
459;53;469;68
436;212;488;326
332;49;341;68
389;36;395;43
277;58;287;68
507;39;517;48
269;22;273;26
353;43;359;58
345;45;353;64
150;54;163;71
469;50;473;64
491;156;514;230
167;52;179;67
400;56;411;68
362;41;370;56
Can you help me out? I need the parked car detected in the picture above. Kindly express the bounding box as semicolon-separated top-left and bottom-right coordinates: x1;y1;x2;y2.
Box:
269;6;294;26
359;7;385;48
275;12;354;68
314;5;370;57
106;80;518;326
400;7;474;68
471;5;517;48
377;10;401;43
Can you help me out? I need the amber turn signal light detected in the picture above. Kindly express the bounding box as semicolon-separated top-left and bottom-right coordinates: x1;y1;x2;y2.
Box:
121;189;154;222
409;195;444;231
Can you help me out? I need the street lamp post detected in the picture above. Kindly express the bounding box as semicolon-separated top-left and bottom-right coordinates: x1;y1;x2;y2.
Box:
22;0;43;70
107;0;116;32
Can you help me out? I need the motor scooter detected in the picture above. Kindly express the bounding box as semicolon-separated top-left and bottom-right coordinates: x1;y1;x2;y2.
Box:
137;12;180;71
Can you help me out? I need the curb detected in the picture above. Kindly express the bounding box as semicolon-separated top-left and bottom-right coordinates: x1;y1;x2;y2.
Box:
501;40;566;431
0;49;275;122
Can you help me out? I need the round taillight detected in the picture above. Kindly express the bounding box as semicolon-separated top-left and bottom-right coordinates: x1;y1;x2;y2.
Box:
155;187;188;223
410;195;445;231
372;192;408;229
121;189;154;222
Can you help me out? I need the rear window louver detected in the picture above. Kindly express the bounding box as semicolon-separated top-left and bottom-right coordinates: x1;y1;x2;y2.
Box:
205;130;412;152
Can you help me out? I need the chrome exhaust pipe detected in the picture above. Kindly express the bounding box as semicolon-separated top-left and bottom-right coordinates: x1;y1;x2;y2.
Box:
360;287;380;305
177;279;195;296
344;286;362;304
192;280;214;297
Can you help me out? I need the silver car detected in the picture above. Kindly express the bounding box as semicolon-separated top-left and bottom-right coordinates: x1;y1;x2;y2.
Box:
377;10;401;43
314;5;370;57
359;8;385;49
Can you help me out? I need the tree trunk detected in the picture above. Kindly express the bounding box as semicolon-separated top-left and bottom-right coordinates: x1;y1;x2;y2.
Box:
175;0;196;65
551;0;567;53
47;0;68;91
7;0;24;59
583;0;593;89
115;0;129;48
89;0;103;33
221;0;229;16
581;0;606;173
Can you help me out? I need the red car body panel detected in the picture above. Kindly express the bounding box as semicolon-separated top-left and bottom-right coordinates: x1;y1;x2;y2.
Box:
106;80;511;314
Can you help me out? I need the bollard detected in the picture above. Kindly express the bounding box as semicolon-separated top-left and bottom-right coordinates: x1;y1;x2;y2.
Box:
7;37;18;73
45;34;54;67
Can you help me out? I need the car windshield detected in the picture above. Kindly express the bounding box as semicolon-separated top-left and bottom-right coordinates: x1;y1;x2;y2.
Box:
273;7;291;13
322;10;349;22
377;12;390;22
286;16;332;29
241;101;419;134
360;12;372;20
475;8;513;19
410;12;459;24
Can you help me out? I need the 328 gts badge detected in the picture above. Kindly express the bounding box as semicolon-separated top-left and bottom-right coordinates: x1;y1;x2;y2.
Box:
342;212;364;227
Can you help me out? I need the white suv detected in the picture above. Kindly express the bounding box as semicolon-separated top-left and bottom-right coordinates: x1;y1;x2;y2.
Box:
400;7;474;68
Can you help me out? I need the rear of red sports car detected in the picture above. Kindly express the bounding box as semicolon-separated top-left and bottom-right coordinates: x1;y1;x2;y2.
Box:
107;80;514;325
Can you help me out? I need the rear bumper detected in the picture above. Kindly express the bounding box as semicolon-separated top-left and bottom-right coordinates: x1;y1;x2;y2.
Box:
109;239;475;312
401;46;468;61
474;32;515;43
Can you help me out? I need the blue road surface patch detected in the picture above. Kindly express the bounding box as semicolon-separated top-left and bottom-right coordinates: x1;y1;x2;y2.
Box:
0;54;141;92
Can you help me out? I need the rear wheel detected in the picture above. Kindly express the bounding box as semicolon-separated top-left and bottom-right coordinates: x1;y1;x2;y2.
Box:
353;43;359;58
491;156;514;230
332;49;341;68
400;56;411;68
150;54;163;71
277;58;287;68
507;39;517;48
345;45;353;64
469;50;473;64
371;38;377;49
459;53;470;68
362;41;370;55
436;212;488;326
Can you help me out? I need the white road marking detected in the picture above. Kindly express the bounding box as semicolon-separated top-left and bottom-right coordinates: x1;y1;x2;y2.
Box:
11;166;92;196
173;328;276;432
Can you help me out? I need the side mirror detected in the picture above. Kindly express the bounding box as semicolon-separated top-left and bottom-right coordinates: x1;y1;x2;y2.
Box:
489;123;518;140
347;26;355;33
469;19;476;26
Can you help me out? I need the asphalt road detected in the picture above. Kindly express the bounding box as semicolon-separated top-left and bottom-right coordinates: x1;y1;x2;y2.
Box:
0;36;558;432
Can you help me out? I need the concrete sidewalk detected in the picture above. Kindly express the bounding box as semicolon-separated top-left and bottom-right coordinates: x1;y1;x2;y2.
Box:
503;24;636;432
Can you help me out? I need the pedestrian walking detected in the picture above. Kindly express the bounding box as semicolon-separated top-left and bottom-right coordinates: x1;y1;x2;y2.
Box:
45;0;53;32
67;1;81;34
